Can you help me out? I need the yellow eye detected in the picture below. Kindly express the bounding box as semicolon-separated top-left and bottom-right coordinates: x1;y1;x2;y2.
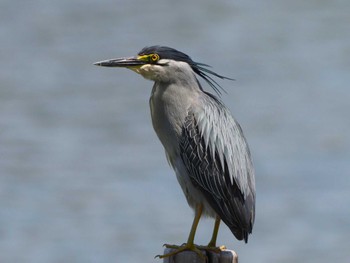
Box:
150;54;160;62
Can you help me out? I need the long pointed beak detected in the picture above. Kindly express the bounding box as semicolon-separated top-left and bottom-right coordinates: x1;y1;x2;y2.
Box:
93;57;146;68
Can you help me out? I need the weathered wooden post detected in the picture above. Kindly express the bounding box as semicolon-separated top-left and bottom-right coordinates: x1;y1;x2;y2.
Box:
162;248;238;263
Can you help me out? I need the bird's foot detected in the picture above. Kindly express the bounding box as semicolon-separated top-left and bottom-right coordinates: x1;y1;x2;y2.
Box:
197;244;226;253
155;243;206;259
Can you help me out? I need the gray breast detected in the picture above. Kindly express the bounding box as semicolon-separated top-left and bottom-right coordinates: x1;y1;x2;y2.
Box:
149;81;198;165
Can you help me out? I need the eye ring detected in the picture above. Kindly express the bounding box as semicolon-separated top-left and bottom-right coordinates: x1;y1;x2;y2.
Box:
150;54;160;62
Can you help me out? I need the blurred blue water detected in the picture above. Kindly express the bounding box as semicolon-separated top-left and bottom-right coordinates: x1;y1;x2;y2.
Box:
0;0;349;262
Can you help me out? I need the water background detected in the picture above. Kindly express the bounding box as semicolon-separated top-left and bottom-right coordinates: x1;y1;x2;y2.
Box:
1;0;349;262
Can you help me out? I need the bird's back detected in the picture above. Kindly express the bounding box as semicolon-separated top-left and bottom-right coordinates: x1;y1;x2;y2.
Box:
180;92;255;242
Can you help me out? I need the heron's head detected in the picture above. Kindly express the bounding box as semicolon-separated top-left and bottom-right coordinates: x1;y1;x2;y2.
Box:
94;45;233;95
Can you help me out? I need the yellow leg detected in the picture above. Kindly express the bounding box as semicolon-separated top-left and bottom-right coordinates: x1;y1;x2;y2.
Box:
208;215;221;247
197;215;226;252
156;204;204;259
186;203;203;245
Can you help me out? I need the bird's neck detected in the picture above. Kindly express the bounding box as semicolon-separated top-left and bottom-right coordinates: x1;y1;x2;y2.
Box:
149;81;200;162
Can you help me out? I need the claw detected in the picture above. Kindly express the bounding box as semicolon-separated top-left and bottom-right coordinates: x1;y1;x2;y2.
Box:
156;243;207;260
197;244;226;253
163;243;179;249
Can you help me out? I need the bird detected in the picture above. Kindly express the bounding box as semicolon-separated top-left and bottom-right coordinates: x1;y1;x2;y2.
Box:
94;45;255;258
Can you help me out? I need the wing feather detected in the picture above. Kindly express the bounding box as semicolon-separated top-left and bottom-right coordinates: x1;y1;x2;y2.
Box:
179;93;255;242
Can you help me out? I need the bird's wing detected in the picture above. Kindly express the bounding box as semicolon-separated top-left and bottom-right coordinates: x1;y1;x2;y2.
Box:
179;94;255;241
